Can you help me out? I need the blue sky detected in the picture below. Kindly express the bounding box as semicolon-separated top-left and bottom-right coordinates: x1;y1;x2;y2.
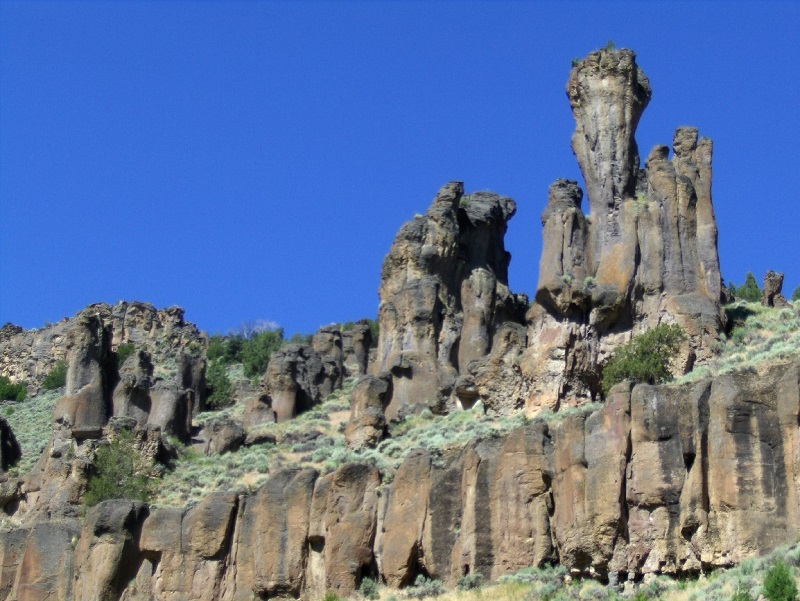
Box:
2;1;799;336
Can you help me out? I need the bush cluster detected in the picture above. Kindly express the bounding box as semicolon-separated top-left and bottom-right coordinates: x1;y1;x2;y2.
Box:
116;343;136;368
0;376;27;402
734;272;762;303
763;560;798;601
42;360;67;390
208;328;286;378
405;575;446;599
84;428;157;507
205;360;234;409
359;577;380;600
602;324;685;393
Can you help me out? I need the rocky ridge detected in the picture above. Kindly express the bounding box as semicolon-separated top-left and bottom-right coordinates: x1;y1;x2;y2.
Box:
0;47;792;601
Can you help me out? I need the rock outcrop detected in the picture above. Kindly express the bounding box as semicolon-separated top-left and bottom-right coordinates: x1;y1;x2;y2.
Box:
3;360;800;598
1;302;206;400
0;417;21;471
523;48;725;411
375;183;527;418
262;323;371;423
345;374;391;449
763;270;790;308
0;46;789;601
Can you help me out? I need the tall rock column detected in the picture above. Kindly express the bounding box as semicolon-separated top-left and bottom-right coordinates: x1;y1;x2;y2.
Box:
375;183;525;418
567;48;651;275
523;47;725;412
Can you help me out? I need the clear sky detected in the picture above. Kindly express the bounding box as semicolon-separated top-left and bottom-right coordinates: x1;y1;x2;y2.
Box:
1;1;799;336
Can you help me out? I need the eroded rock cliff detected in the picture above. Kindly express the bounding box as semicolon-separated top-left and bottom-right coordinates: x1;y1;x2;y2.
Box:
375;182;528;418
3;361;800;598
523;48;725;411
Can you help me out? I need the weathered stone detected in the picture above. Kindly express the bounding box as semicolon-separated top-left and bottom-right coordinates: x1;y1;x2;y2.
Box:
265;340;341;423
0;302;206;404
149;492;238;600
345;374;391;449
523;48;725;410
13;521;80;601
763;270;790;307
375;183;525;418
307;463;380;597
229;468;318;599
342;320;373;377
193;417;246;455
72;500;148;601
376;449;432;587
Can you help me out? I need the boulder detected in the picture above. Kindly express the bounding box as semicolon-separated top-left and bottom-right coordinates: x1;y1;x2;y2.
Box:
193;417;246;455
345;374;391;449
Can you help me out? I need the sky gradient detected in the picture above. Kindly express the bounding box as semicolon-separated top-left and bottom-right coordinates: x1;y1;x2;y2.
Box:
2;1;799;336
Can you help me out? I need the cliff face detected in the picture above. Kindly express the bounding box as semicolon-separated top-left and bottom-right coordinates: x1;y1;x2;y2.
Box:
523;48;724;411
3;362;800;599
375;183;528;417
0;47;786;601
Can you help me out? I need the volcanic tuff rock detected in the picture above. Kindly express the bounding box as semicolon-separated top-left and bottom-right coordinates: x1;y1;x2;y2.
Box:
375;182;528;418
763;270;790;308
4;362;800;598
1;301;206;411
0;46;788;601
260;323;371;424
523;48;725;410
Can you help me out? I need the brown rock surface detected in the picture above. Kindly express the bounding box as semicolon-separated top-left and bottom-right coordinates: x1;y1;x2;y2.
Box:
524;48;725;410
345;374;391;449
763;270;791;308
375;183;526;418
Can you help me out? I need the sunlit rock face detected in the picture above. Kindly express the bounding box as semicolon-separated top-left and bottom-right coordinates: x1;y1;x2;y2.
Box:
374;181;527;418
523;48;725;412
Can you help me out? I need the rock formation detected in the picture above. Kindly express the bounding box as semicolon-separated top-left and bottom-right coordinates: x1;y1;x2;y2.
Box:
1;302;206;398
0;47;791;601
763;270;790;308
0;417;20;471
345;374;391;449
375;183;527;418
3;361;800;597
263;323;371;423
523;48;725;411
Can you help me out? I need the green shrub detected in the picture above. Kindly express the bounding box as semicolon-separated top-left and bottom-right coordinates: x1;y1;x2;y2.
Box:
116;343;136;367
457;572;484;591
208;335;243;364
792;286;800;302
322;593;340;601
359;577;379;600
763;560;798;601
732;578;754;601
42;360;67;390
288;332;312;344
84;428;157;507
241;328;285;377
205;360;234;409
0;376;27;402
736;272;762;303
602;324;685;393
405;575;446;599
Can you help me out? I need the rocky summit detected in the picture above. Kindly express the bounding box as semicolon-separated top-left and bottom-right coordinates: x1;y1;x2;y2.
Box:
0;47;796;600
